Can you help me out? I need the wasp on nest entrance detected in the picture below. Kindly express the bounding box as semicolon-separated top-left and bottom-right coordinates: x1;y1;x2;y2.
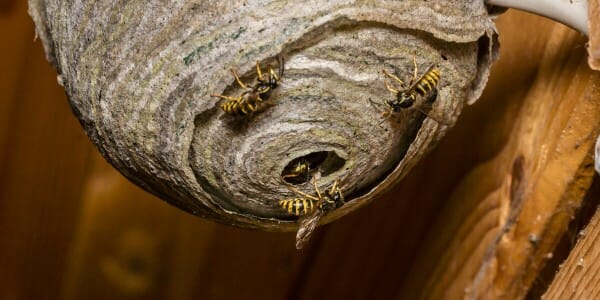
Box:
281;151;346;185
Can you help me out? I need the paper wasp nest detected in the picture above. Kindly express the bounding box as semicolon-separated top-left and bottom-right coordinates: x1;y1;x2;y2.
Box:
29;0;498;230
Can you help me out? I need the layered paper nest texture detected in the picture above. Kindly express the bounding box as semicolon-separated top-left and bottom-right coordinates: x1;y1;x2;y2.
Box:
29;0;498;229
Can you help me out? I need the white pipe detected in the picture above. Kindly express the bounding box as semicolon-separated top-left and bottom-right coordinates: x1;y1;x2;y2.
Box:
486;0;589;35
486;0;598;173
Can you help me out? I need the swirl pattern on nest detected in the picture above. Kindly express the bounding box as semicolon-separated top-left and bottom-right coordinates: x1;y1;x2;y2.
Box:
29;0;498;229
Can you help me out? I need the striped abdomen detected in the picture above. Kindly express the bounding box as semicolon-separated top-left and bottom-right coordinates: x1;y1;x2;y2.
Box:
279;198;317;216
411;67;440;97
221;100;247;115
220;93;260;116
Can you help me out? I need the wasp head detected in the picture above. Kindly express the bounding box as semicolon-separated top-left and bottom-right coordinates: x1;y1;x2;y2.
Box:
397;92;415;109
385;93;414;112
327;183;344;205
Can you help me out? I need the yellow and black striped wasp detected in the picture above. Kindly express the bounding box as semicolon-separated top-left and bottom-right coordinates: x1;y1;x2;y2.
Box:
211;56;284;116
279;177;344;249
281;158;313;184
377;55;448;125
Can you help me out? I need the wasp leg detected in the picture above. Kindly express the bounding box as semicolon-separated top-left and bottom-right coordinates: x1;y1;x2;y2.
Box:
328;180;339;195
269;65;279;81
282;174;297;180
240;99;255;115
367;97;392;124
378;108;394;125
255;94;265;103
311;177;323;201
240;106;249;115
230;68;250;89
382;69;405;88
255;61;264;81
328;180;344;203
408;54;418;86
332;180;340;190
336;184;345;203
283;163;311;181
286;184;320;201
383;80;400;94
210;94;242;102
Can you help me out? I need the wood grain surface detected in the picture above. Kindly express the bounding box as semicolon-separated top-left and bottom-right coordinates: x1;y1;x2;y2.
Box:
397;11;600;300
0;3;95;299
1;3;598;300
588;0;600;70
543;182;600;299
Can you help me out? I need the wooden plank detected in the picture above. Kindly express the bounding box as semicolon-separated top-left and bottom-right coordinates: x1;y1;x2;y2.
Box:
543;180;600;299
61;154;313;300
397;11;600;300
187;228;310;300
60;156;213;300
588;0;599;69
0;2;97;299
292;10;557;300
0;0;17;15
0;0;39;161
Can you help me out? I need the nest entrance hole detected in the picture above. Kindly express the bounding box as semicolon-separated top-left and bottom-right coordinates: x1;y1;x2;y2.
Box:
281;151;345;185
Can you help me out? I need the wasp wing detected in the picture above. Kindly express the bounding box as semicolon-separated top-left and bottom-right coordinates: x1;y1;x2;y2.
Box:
413;89;454;126
295;208;325;250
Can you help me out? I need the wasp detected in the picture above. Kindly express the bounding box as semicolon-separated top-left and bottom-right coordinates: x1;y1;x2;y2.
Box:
379;55;448;125
281;158;312;184
211;56;284;116
281;153;332;184
279;178;344;249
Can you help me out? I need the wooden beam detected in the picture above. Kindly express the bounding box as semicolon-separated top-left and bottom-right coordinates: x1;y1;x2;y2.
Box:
543;183;600;299
398;11;600;299
588;0;600;70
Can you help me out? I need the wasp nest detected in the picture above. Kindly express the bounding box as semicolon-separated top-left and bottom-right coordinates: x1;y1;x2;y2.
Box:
29;0;498;230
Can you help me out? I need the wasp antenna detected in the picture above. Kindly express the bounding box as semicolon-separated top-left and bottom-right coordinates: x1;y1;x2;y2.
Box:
329;180;339;193
269;65;278;81
384;80;400;94
382;69;405;88
286;184;319;201
231;68;250;89
255;61;264;81
312;177;323;200
409;54;418;86
211;94;241;102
